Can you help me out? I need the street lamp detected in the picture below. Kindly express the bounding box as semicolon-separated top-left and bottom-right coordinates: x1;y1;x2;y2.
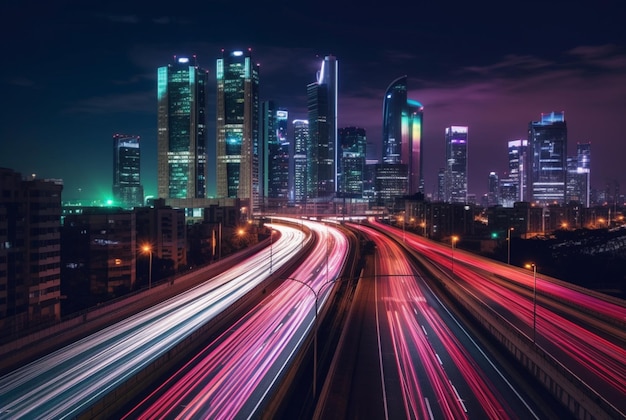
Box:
451;235;459;273
524;263;537;344
142;245;152;289
420;221;426;238
507;227;514;265
282;277;338;399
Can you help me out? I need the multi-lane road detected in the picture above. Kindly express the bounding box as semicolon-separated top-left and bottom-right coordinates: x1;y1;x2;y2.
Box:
0;221;345;419
120;220;350;418
370;219;626;418
317;221;563;419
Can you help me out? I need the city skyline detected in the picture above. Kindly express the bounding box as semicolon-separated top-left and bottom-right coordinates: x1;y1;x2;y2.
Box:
2;1;625;202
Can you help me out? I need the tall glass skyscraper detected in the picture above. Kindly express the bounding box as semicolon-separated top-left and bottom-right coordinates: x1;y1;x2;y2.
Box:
528;112;567;205
507;139;529;202
157;56;208;199
113;134;143;208
382;76;424;195
444;126;468;203
307;55;337;200
338;127;366;198
216;49;260;215
567;142;591;206
260;101;289;209
293;119;309;204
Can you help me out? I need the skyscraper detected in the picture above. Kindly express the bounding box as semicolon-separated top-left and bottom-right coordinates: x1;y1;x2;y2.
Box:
487;171;500;206
528;111;567;205
216;49;260;215
444;126;468;203
113;134;144;208
307;55;337;200
507;139;529;202
567;142;591;206
338;127;366;198
260;101;290;209
382;76;424;195
577;142;591;207
157;56;208;200
293;119;309;205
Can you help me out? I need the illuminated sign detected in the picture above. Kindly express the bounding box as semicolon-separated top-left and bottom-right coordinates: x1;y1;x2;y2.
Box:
178;57;189;63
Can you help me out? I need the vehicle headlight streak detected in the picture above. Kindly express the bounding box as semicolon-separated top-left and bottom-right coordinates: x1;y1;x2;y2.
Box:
0;224;312;419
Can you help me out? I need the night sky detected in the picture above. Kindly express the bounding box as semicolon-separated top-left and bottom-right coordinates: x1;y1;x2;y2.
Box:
2;0;625;201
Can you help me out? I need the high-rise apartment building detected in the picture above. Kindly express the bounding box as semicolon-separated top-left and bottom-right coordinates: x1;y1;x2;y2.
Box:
216;49;260;216
338;127;366;198
293;119;309;204
382;76;424;195
1;169;63;332
528;112;567;205
113;134;144;208
307;55;337;200
157;56;208;200
507;139;529;202
444;126;468;203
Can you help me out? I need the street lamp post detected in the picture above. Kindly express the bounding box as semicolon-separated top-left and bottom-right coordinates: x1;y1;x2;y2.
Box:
525;263;538;343
451;235;459;273
142;245;152;289
282;277;337;399
269;221;273;274
507;227;514;265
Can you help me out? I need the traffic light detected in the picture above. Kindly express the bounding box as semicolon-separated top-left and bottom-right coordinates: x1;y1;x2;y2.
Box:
491;232;499;239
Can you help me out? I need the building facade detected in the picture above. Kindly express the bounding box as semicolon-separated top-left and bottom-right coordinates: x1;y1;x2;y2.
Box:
216;49;260;216
62;208;136;301
382;76;424;195
113;134;144;208
307;55;338;201
528;112;567;205
157;56;208;200
0;169;63;332
260;102;290;209
292;119;309;205
444;126;468;203
338;127;366;198
507;139;529;202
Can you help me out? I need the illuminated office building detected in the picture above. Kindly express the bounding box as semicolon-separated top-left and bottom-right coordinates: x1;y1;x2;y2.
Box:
338;127;366;198
566;142;591;207
528;112;567;205
157;56;208;199
487;171;499;206
216;49;260;216
444;126;468;203
382;76;424;195
307;55;337;200
507;139;529;202
260;102;289;209
113;134;144;208
293;119;309;204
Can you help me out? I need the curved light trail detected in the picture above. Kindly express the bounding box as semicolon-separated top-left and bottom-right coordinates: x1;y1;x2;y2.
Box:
122;219;349;419
356;223;515;419
0;223;309;419
371;219;626;416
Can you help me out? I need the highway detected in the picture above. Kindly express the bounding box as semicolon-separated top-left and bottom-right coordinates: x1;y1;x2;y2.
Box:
120;219;349;418
0;222;310;419
371;219;626;418
320;222;550;419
